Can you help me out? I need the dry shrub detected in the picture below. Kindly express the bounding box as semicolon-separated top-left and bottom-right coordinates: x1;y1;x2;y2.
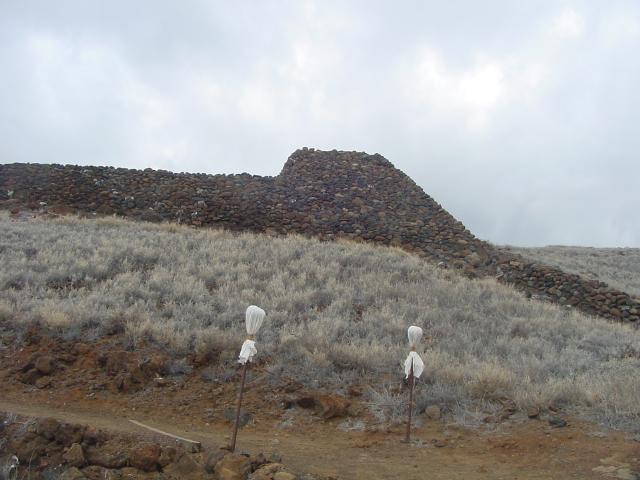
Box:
34;302;72;328
468;363;516;402
0;300;13;322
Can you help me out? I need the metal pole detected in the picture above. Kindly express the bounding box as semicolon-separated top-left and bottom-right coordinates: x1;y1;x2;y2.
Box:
230;362;249;452
404;362;414;443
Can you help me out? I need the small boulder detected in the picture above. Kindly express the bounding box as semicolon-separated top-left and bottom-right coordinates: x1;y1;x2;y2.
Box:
214;454;251;480
36;418;60;440
527;407;540;419
59;467;86;480
204;449;227;474
252;463;285;480
548;417;567;428
85;441;128;469
159;446;180;468
35;355;55;375
81;465;121;480
249;453;268;471
163;453;206;479
35;376;53;389
81;426;100;446
56;423;84;446
63;443;86;467
129;442;160;472
467;252;483;267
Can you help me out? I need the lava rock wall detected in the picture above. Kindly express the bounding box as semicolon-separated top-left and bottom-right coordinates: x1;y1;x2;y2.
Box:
1;148;638;322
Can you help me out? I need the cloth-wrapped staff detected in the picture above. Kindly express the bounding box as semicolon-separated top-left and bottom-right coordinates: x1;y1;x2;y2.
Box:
230;305;265;452
403;325;424;443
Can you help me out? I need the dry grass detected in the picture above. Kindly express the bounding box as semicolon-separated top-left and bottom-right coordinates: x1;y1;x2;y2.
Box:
501;245;640;297
1;212;640;430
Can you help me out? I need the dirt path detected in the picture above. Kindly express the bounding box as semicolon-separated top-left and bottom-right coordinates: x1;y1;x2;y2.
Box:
2;398;637;480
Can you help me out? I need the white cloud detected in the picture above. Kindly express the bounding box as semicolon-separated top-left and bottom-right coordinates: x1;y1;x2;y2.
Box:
551;7;586;38
406;48;546;131
598;10;640;47
459;63;504;110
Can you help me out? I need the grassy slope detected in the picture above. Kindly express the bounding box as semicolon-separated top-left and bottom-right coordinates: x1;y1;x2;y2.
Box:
501;245;640;297
1;213;639;430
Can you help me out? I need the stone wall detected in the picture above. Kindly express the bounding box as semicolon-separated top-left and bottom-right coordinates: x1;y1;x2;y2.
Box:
1;148;638;323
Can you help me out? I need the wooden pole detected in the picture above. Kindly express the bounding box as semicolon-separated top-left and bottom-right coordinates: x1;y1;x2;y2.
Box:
404;361;414;443
230;362;249;452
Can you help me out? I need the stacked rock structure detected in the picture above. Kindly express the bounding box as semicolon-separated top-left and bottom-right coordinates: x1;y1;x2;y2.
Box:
1;148;638;323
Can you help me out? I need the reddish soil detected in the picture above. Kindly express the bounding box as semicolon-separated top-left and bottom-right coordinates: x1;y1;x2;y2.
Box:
1;331;639;479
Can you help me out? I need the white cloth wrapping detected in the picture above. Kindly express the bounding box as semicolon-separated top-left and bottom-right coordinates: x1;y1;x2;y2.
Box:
245;305;265;335
238;339;257;365
238;305;266;364
404;351;424;379
404;325;424;378
408;325;423;348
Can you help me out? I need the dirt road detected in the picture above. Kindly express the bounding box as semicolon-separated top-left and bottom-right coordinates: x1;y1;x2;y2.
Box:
1;398;637;480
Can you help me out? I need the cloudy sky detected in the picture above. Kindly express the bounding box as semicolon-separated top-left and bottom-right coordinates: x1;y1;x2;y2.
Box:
1;1;639;247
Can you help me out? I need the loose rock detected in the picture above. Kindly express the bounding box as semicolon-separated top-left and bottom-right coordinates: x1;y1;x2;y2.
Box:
63;443;86;468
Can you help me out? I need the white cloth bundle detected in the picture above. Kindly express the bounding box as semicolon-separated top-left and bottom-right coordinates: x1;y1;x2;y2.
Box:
404;351;424;379
408;325;423;348
404;325;424;379
238;305;266;364
238;339;257;365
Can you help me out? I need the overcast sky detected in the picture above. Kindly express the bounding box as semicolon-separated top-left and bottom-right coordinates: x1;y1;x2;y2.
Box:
1;1;639;247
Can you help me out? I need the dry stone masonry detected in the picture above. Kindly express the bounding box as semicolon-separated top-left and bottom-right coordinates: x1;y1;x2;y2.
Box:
1;148;638;323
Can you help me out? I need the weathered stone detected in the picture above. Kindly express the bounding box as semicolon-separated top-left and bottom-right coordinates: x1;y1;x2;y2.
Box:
527;407;540;419
249;453;268;471
34;355;55;375
63;443;86;467
205;449;227;474
81;465;122;480
251;463;285;480
163;453;206;480
36;418;60;440
158;446;180;468
214;454;251;480
59;467;86;480
35;376;53;389
56;423;84;446
85;441;128;469
129;443;160;472
548;417;568;428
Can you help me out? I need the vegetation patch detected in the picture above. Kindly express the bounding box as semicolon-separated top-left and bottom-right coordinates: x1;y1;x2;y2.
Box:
1;213;639;430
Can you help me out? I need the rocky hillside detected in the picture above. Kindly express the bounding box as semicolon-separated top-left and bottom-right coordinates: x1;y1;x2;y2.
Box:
1;148;638;322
